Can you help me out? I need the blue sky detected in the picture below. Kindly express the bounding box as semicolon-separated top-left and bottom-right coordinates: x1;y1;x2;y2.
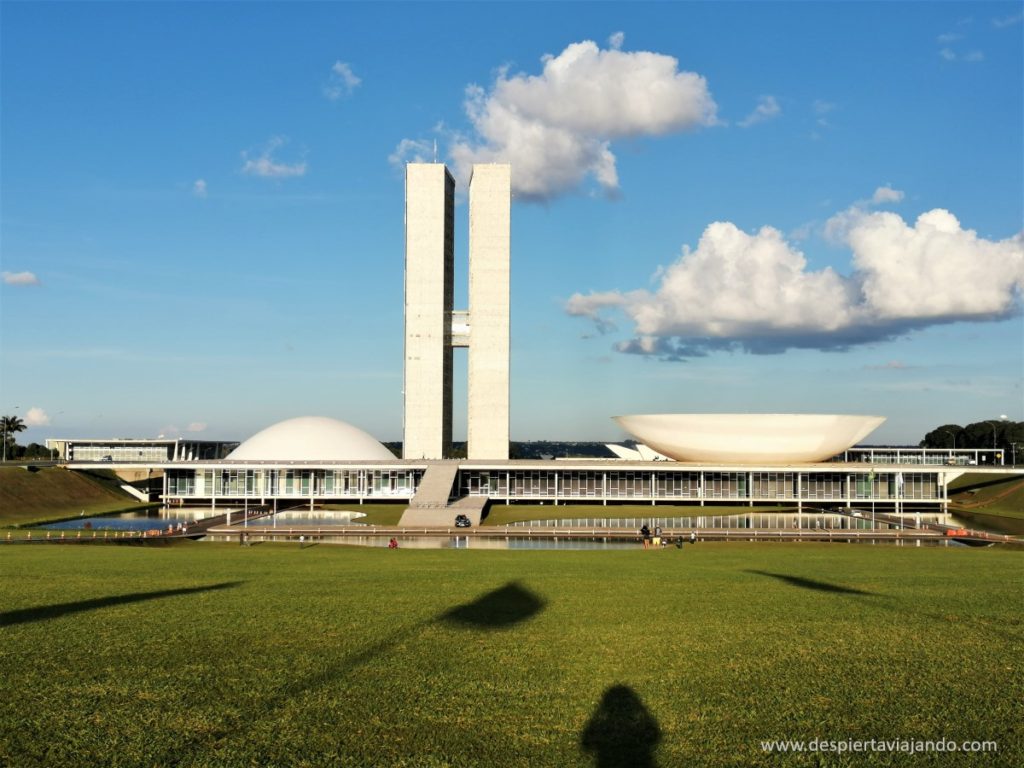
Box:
2;1;1022;446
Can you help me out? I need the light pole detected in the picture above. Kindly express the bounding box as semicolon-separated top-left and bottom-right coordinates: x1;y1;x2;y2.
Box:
986;415;1009;464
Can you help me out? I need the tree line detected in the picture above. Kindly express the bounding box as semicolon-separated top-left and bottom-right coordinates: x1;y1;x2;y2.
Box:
919;419;1024;459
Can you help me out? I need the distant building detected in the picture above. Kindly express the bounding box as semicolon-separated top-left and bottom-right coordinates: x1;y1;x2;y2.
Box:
46;437;237;463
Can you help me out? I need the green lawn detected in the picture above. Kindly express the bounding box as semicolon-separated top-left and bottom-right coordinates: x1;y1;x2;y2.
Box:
1;543;1020;767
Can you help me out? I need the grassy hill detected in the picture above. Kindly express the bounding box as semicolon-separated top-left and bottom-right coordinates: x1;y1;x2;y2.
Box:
948;473;1024;520
0;467;147;527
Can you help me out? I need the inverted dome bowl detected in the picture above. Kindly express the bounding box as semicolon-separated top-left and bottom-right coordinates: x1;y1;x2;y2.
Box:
614;414;885;464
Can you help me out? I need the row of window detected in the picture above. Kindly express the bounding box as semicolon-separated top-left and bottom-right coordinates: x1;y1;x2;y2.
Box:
166;469;422;497
459;470;939;500
164;468;940;500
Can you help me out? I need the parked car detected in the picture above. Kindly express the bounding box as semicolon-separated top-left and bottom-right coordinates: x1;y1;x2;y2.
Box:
454;514;471;528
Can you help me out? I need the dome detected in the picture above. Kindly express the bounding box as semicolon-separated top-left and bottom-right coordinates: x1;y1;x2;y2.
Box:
614;414;885;464
226;416;395;462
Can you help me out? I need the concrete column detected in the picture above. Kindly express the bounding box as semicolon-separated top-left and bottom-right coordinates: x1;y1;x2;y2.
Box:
403;164;455;459
467;164;511;460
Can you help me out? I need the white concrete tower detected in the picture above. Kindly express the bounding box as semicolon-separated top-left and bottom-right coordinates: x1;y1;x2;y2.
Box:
403;164;454;460
467;164;511;460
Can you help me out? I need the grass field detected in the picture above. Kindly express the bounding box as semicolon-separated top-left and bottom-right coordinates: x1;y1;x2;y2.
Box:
1;542;1020;767
0;467;153;527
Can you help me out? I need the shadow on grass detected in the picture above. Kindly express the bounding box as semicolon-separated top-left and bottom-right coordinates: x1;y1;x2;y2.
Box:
1;582;243;627
745;570;876;596
581;684;662;768
166;580;546;765
440;581;546;629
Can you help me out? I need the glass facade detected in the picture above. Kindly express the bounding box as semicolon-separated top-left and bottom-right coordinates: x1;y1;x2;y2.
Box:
166;468;423;500
163;465;941;507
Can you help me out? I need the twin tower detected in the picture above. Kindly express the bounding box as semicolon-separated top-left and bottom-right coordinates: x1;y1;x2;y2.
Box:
403;163;511;460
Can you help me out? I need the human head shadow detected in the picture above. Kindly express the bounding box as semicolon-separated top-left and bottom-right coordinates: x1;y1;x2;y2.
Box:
1;582;243;628
745;570;876;596
581;684;662;768
439;581;546;629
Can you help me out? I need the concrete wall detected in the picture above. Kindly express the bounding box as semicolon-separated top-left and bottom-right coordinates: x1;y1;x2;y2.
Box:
403;164;454;459
467;164;511;459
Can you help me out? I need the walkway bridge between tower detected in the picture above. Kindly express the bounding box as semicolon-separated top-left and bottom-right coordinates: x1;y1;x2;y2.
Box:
399;463;487;527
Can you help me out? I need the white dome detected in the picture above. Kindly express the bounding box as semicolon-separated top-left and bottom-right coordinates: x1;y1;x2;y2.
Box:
227;416;395;461
614;414;885;464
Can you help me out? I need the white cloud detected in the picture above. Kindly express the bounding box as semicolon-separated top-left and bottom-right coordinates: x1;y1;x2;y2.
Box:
937;32;963;43
388;138;435;168
823;185;905;243
2;271;40;286
241;136;307;178
192;179;208;198
325;61;361;100
186;422;207;433
738;95;781;127
24;407;50;426
871;185;904;205
439;39;718;201
940;47;985;63
608;31;625;50
993;11;1023;28
568;206;1023;358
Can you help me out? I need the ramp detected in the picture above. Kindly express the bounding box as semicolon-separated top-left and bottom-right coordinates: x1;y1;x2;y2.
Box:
399;464;488;527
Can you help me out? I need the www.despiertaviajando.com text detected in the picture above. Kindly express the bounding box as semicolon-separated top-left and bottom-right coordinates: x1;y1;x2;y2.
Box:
761;738;998;755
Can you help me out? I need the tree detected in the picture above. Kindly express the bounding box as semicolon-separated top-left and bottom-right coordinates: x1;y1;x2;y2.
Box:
919;424;963;449
920;419;1024;464
1;415;26;462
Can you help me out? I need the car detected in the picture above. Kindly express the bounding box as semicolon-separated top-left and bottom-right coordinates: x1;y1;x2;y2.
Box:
454;514;471;528
850;510;863;518
100;455;113;462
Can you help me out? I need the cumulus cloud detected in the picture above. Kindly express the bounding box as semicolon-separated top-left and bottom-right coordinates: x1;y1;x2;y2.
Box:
24;407;50;426
388;138;436;168
568;205;1023;359
824;185;905;243
738;95;781;127
186;422;207;433
2;271;40;286
241;136;307;178
192;179;208;198
426;39;717;201
325;61;361;100
608;31;625;50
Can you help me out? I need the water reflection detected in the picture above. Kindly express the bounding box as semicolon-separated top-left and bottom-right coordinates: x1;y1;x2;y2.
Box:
261;510;368;527
43;509;211;532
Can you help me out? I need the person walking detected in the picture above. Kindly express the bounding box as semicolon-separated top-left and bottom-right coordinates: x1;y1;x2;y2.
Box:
640;524;651;550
